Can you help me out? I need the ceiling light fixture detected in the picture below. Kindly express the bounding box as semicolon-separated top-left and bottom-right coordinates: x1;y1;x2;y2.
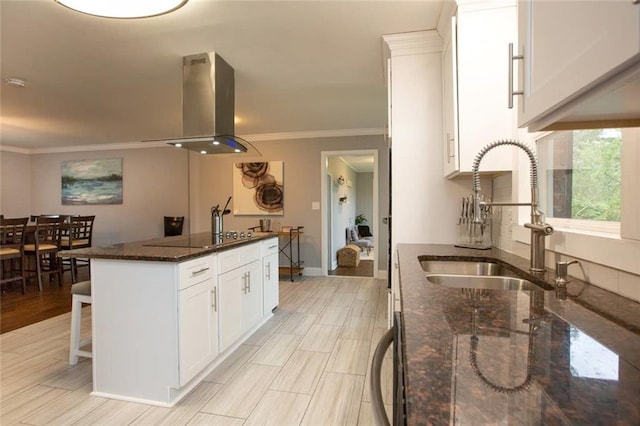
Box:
54;0;188;19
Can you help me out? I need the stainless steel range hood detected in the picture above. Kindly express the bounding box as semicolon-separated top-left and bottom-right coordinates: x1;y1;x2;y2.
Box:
149;52;260;156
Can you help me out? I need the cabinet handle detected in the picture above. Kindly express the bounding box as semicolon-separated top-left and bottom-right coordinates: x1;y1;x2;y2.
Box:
508;43;524;109
247;271;251;292
242;273;247;294
266;262;271;280
446;133;455;161
268;244;277;249
211;287;217;311
191;267;210;277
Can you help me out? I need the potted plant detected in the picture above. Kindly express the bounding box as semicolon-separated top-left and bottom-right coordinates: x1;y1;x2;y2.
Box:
355;214;367;225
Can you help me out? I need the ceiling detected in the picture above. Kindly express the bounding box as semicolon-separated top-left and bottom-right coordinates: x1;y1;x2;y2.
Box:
0;0;444;152
340;155;374;173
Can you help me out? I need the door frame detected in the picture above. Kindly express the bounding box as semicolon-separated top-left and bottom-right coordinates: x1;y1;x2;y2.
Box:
320;149;379;277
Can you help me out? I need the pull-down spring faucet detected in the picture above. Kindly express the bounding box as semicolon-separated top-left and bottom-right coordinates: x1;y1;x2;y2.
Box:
471;140;553;272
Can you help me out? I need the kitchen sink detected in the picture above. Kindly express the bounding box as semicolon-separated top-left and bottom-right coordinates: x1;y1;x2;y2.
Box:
426;274;546;291
420;259;553;291
420;260;515;277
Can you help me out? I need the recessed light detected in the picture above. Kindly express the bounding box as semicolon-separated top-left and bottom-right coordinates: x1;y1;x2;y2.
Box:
212;140;220;145
174;143;182;148
234;149;241;153
54;0;188;19
200;150;207;154
5;78;25;88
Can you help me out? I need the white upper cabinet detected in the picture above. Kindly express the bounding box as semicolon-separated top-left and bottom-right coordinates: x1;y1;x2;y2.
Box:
515;0;640;131
442;16;459;177
443;0;518;177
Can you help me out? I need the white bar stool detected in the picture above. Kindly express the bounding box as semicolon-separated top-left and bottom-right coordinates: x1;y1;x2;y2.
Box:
69;280;92;365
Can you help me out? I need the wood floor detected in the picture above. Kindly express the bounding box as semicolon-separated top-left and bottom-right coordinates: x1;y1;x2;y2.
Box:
328;260;374;277
1;267;89;334
0;276;393;425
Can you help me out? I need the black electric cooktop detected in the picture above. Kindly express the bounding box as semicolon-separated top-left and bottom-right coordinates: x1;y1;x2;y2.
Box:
143;232;255;249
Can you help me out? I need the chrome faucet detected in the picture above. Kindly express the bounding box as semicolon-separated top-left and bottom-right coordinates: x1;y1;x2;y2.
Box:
471;140;554;272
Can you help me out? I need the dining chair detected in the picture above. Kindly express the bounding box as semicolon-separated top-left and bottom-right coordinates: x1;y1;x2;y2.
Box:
0;217;29;294
164;216;184;237
24;216;65;291
61;215;95;283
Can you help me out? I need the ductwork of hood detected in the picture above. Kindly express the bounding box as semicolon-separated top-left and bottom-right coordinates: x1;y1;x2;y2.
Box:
149;52;260;156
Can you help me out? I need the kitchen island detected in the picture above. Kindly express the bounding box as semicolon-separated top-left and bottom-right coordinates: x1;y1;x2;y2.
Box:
59;232;279;406
397;244;639;425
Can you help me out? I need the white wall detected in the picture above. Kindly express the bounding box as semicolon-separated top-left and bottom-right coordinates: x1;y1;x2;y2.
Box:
0;150;31;216
387;32;477;249
2;135;388;272
11;147;189;246
327;156;358;252
356;172;374;233
191;135;389;272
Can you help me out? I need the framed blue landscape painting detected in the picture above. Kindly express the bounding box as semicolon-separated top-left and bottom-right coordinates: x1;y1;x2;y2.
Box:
62;158;123;205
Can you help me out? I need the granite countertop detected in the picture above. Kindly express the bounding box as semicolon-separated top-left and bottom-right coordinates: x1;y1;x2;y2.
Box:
397;244;640;425
58;232;276;262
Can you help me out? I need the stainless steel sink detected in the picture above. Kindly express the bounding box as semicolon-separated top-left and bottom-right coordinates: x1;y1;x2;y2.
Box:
420;259;552;291
420;260;514;277
426;274;546;291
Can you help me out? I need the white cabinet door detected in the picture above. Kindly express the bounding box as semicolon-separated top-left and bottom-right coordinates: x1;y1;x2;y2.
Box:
242;260;263;333
263;253;279;313
443;1;517;177
261;237;279;313
517;0;640;130
218;267;244;352
178;279;217;385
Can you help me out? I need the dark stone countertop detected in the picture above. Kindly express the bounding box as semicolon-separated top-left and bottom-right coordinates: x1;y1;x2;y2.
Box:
57;232;276;262
397;244;640;425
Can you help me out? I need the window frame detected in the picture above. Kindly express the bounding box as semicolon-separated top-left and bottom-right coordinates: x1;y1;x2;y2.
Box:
512;128;640;277
536;128;622;234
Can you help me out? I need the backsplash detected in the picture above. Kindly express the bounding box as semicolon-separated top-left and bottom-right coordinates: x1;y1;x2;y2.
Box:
491;173;640;303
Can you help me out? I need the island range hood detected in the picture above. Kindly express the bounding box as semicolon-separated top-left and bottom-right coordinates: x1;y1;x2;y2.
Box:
149;52;260;156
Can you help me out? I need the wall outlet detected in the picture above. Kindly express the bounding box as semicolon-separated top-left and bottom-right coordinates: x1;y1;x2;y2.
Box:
312;202;320;210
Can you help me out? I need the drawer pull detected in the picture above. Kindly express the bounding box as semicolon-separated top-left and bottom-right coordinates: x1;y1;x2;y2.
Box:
211;287;217;311
268;244;277;249
191;267;210;277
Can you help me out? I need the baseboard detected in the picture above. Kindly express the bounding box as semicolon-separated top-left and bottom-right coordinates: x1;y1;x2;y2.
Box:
302;267;322;276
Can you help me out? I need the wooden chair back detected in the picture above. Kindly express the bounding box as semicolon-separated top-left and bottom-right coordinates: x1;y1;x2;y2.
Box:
0;217;29;257
34;216;65;250
65;215;96;249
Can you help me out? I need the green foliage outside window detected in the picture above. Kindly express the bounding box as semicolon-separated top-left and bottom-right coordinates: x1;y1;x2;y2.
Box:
571;129;621;221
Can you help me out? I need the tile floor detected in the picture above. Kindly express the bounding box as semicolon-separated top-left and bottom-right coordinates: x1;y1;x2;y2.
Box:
0;276;393;425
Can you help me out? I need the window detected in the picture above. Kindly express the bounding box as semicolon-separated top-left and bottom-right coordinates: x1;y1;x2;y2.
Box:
537;129;621;235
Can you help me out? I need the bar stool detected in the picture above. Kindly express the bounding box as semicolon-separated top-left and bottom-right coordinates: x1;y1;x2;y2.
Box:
69;280;92;365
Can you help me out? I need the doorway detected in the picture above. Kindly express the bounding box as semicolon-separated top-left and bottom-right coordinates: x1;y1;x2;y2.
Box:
321;150;378;278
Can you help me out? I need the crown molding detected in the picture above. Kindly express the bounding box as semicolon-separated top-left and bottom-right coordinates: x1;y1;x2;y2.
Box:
456;0;515;13
242;127;385;142
0;145;31;154
382;30;442;56
0;128;385;155
0;141;168;155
